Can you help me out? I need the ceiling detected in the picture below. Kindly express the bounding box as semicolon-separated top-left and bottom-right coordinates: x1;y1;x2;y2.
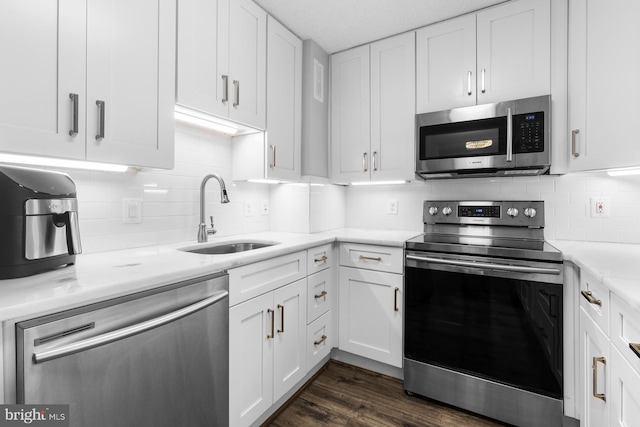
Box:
253;0;509;54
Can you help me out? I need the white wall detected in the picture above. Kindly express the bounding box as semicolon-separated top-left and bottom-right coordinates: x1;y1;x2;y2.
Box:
345;173;640;244
72;124;271;253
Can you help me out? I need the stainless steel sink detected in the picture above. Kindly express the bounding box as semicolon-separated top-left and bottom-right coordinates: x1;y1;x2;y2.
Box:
179;241;278;255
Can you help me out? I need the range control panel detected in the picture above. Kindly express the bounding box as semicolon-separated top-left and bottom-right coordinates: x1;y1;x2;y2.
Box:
424;201;545;227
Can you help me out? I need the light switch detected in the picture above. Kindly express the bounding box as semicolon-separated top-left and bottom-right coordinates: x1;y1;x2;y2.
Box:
122;198;143;223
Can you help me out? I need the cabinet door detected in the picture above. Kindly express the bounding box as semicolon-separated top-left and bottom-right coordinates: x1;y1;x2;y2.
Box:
0;0;86;160
580;308;610;427
177;0;230;118
330;45;370;183
416;14;476;113
229;292;273;427
228;0;266;129
266;16;302;182
273;279;307;402
370;32;416;182
476;0;550;104
86;0;175;169
568;0;640;171
338;267;403;367
610;346;640;427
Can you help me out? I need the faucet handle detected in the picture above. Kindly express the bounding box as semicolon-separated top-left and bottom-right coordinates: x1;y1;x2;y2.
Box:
207;216;217;235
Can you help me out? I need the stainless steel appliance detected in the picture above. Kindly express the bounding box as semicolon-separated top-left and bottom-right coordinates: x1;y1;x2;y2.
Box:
16;272;229;427
404;200;564;427
415;95;551;179
0;164;81;279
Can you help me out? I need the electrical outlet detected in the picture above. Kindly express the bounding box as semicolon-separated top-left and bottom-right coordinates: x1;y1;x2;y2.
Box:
590;197;611;218
387;199;398;215
244;201;253;216
122;198;143;224
260;200;269;215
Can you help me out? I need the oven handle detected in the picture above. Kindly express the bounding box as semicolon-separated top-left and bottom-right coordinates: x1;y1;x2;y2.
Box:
405;254;561;276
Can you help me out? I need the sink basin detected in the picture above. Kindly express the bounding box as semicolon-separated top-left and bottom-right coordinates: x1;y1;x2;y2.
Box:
179;241;278;255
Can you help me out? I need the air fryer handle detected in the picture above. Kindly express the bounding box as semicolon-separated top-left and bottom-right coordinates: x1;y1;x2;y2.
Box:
59;211;82;255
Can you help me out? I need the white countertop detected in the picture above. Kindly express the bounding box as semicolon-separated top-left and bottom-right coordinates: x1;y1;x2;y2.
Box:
0;229;420;323
551;239;640;312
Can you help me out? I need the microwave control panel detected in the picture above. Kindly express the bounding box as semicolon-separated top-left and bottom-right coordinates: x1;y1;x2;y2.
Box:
513;112;544;153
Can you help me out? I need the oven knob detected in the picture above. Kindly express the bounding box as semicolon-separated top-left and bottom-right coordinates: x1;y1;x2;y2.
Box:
428;206;438;216
524;207;537;218
506;207;519;218
442;206;453;216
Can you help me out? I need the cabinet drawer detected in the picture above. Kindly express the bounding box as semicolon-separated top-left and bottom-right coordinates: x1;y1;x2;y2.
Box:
579;270;609;335
307;244;333;275
307;268;333;324
229;251;306;306
610;293;640;373
339;243;403;274
307;311;333;370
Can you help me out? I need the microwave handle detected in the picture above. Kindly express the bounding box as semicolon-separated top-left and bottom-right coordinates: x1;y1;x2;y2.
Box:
506;107;513;162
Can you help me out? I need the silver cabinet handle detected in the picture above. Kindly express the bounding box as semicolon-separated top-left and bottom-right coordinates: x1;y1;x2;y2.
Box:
363;152;368;172
506;107;513;162
581;290;602;306
95;100;105;141
69;93;79;137
267;308;275;339
233;80;240;107
269;145;276;168
359;255;382;262
33;290;229;364
571;129;580;158
222;75;229;104
314;335;327;346
481;69;486;93
467;71;472;96
277;304;284;333
373;151;378;171
394;287;400;312
592;356;607;402
630;343;640;359
314;255;328;263
406;254;561;275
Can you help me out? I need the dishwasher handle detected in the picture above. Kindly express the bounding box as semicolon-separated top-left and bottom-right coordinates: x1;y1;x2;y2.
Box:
33;290;229;364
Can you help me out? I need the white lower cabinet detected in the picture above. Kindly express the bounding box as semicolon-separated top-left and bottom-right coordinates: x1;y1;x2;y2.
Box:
338;264;403;368
307;311;333;369
229;278;306;427
579;307;610;427
609;346;640;427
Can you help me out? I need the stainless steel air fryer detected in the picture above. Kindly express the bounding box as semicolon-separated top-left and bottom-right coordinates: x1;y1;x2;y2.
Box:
0;165;82;279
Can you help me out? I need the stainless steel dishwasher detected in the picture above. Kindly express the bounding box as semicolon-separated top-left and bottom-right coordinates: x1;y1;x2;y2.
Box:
16;272;229;427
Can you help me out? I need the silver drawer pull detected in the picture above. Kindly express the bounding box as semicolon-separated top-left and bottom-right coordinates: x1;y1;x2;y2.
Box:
69;93;79;136
581;290;602;306
630;343;640;359
314;335;327;346
314;255;328;263
95;100;105;140
592;356;607;402
359;255;382;262
314;291;328;299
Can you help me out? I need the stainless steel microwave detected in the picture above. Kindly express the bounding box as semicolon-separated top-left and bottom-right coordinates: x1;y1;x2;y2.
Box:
415;95;551;179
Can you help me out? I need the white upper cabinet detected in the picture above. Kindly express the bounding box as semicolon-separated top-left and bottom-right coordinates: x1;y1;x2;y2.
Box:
568;0;640;171
86;0;175;169
0;0;176;169
177;0;266;130
331;32;415;183
0;1;86;160
265;16;302;182
416;14;477;113
416;0;551;113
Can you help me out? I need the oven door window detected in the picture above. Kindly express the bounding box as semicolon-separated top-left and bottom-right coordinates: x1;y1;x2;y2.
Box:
404;266;562;398
419;117;507;160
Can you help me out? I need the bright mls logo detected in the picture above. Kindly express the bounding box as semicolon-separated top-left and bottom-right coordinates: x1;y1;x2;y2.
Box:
0;405;69;427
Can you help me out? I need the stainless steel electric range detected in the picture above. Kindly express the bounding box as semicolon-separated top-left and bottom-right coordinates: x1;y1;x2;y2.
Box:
404;200;564;427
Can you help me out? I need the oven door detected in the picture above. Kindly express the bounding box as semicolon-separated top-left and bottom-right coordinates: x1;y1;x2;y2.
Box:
404;251;563;399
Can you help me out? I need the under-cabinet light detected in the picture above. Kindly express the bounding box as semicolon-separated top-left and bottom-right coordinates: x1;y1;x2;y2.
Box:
174;107;239;135
0;153;129;172
350;180;410;186
606;167;640;177
247;179;283;184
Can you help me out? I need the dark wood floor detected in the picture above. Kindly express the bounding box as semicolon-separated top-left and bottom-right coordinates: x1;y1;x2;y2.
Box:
265;361;508;427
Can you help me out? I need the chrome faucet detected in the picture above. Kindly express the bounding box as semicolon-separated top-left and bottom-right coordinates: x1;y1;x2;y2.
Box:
198;173;230;242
